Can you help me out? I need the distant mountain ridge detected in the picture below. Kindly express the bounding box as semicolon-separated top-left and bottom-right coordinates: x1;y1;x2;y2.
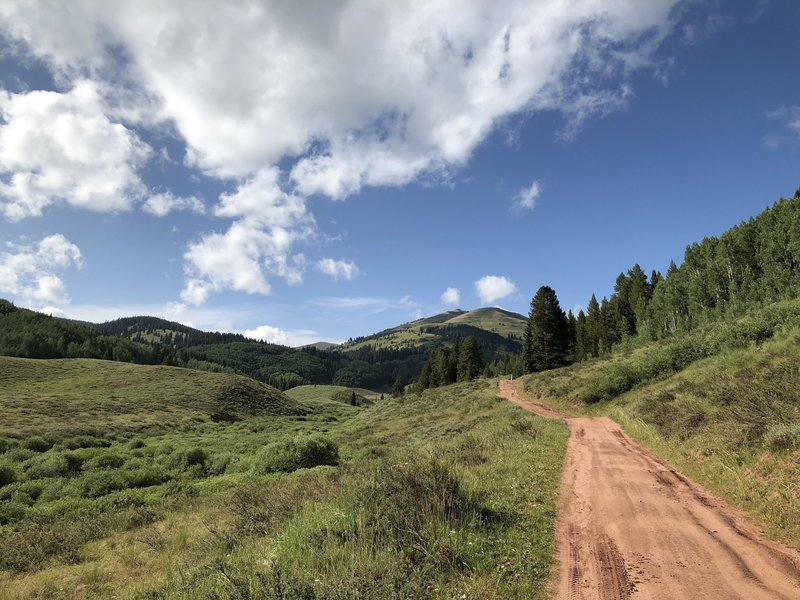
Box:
342;306;526;352
0;300;523;391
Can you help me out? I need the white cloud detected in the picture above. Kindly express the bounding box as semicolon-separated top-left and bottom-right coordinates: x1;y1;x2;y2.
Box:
767;105;800;136
243;324;326;348
181;169;313;304
0;1;685;301
475;275;517;304
441;287;461;307
142;192;205;217
52;301;260;333
513;180;541;210
0;1;681;189
0;234;83;304
311;295;418;313
315;258;360;281
0;81;151;220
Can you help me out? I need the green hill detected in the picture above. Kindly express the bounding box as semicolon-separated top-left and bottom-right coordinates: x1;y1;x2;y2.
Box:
443;307;527;337
0;357;305;439
342;307;525;353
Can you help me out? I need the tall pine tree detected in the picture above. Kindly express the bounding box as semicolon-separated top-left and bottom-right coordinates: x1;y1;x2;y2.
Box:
523;286;570;372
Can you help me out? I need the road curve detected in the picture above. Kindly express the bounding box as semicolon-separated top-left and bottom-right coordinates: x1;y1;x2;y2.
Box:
499;379;800;599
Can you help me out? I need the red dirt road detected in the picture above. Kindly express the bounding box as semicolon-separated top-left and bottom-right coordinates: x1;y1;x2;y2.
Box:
499;379;800;599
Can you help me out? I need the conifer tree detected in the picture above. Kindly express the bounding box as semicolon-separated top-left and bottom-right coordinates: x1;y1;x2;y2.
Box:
586;294;601;357
456;335;484;382
523;286;570;372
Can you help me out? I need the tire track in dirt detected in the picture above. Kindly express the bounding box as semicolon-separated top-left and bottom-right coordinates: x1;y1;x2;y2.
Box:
499;379;800;599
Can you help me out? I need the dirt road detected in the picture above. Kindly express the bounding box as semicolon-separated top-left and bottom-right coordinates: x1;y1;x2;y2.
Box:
499;379;800;599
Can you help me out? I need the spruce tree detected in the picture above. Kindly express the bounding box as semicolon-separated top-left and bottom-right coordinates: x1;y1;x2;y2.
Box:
456;335;484;382
523;286;570;372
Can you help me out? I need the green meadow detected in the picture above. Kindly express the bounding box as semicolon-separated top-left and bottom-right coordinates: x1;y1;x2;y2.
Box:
0;361;567;599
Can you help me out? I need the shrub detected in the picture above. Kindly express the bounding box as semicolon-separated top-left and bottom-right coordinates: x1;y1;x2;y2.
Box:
0;437;16;454
21;436;53;453
764;423;800;451
0;500;25;525
207;452;233;475
63;435;111;450
162;479;198;498
125;467;170;489
63;452;84;473
23;454;70;479
0;464;16;487
165;447;208;472
84;453;126;470
254;436;339;474
80;472;127;498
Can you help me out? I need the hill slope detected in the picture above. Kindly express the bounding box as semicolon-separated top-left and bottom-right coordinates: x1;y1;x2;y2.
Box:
0;357;305;438
518;298;800;546
342;307;526;352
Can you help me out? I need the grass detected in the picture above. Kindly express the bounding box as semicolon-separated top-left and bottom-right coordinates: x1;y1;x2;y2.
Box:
285;384;381;407
0;360;568;598
0;357;305;438
519;300;800;547
342;307;526;351
444;307;527;338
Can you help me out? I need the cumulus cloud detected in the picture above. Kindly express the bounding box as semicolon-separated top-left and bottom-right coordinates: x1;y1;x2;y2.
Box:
244;324;326;348
0;234;83;303
475;275;517;304
0;1;685;301
181;169;313;304
315;258;360;281
142;192;205;217
0;81;151;220
513;180;541;210
441;287;461;307
0;1;681;187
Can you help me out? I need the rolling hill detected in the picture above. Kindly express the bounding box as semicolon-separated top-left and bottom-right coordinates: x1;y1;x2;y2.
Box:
0;356;306;439
342;306;526;352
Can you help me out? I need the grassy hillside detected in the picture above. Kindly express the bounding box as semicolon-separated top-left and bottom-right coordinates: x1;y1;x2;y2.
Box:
285;384;381;407
519;299;800;546
444;307;527;337
0;377;568;599
0;357;304;438
343;307;525;352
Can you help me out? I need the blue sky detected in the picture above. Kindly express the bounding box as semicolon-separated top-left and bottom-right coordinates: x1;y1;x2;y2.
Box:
0;1;798;345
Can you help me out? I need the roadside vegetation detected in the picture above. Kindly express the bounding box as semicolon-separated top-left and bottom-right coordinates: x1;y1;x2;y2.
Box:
519;301;800;546
0;361;567;599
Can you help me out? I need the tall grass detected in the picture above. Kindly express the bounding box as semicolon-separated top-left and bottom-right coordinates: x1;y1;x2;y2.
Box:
0;376;568;598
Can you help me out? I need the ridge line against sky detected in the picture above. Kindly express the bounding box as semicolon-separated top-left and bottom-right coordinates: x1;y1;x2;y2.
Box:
0;1;798;345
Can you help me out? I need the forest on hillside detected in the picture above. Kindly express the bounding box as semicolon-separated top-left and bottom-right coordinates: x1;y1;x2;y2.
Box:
500;190;800;379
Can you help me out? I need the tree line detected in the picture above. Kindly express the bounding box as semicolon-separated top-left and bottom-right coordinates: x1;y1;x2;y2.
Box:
522;189;800;373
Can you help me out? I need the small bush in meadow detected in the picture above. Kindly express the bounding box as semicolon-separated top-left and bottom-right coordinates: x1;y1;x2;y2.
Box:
764;423;800;451
80;471;127;498
0;464;16;487
206;452;233;475
63;435;111;450
84;452;126;470
0;437;16;454
23;453;70;479
21;436;53;453
0;500;25;525
125;467;170;489
255;435;339;474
